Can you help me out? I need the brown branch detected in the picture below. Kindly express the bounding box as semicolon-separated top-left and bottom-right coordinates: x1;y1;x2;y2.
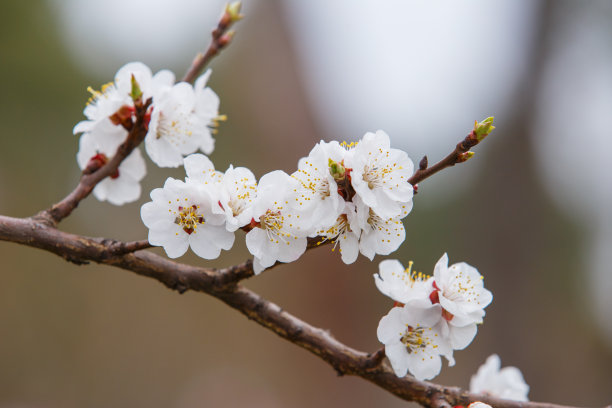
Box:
42;99;152;226
0;214;600;408
181;3;242;84
408;121;491;188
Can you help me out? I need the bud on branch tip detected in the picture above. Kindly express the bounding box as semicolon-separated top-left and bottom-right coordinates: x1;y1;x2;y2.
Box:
130;74;142;103
473;116;495;141
225;2;243;22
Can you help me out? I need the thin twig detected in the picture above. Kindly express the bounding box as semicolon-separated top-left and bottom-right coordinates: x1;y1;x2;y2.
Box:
42;99;151;226
181;4;242;84
408;132;480;187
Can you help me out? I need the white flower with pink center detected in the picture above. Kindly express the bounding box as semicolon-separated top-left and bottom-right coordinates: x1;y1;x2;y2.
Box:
470;354;529;401
140;177;234;259
76;120;146;205
430;253;493;324
345;130;414;219
428;253;493;350
377;300;453;380
74;62;173;135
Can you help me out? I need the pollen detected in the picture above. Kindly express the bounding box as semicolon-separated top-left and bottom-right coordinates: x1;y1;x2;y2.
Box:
173;204;205;235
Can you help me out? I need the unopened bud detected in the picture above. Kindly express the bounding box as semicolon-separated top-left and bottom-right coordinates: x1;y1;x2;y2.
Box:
457;151;475;163
218;31;235;48
130;74;143;103
328;158;346;181
473;116;495;141
419;155;428;171
226;1;243;22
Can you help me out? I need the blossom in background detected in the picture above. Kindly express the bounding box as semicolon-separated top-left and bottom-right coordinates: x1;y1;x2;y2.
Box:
468;403;493;408
246;171;309;274
140;177;234;259
76;120;146;205
374;259;433;304
377;301;453;380
345;130;414;219
470;354;529;401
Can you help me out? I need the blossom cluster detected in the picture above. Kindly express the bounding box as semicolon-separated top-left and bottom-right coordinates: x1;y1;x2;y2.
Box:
375;254;493;380
74;62;223;205
141;131;414;273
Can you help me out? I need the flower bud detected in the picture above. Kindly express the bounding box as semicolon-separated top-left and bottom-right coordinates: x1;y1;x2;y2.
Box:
226;1;243;22
328;158;346;181
130;74;143;103
457;151;475;163
473;116;495;141
218;31;235;48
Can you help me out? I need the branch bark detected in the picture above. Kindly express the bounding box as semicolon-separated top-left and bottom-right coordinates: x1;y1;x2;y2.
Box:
0;213;600;408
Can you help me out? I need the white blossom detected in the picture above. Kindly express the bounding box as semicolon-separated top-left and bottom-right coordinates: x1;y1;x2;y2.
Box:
354;195;408;260
431;253;493;325
470;354;529;401
145;75;218;167
377;301;453;380
184;153;256;232
183;153;224;185
374;259;433;304
140;177;234;259
468;403;493;408
312;202;361;264
246;171;308;274
76;120;145;205
291;140;346;231
74;62;173;135
345;130;414;219
218;165;257;232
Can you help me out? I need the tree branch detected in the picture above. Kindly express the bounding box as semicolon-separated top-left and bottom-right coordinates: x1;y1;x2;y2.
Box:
0;213;600;408
181;3;242;84
408;121;491;188
42;98;152;226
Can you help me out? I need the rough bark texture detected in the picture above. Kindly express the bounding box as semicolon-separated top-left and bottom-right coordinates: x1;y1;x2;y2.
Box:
0;214;603;408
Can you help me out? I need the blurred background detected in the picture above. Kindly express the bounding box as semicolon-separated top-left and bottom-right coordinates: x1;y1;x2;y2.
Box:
1;0;611;406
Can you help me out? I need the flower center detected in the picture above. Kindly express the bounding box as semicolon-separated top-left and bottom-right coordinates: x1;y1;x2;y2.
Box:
362;151;404;189
316;214;351;252
155;111;194;145
400;326;434;354
259;208;295;245
403;261;429;288
174;204;205;235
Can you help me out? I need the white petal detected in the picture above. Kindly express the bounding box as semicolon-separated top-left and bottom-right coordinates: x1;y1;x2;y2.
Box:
385;343;409;378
